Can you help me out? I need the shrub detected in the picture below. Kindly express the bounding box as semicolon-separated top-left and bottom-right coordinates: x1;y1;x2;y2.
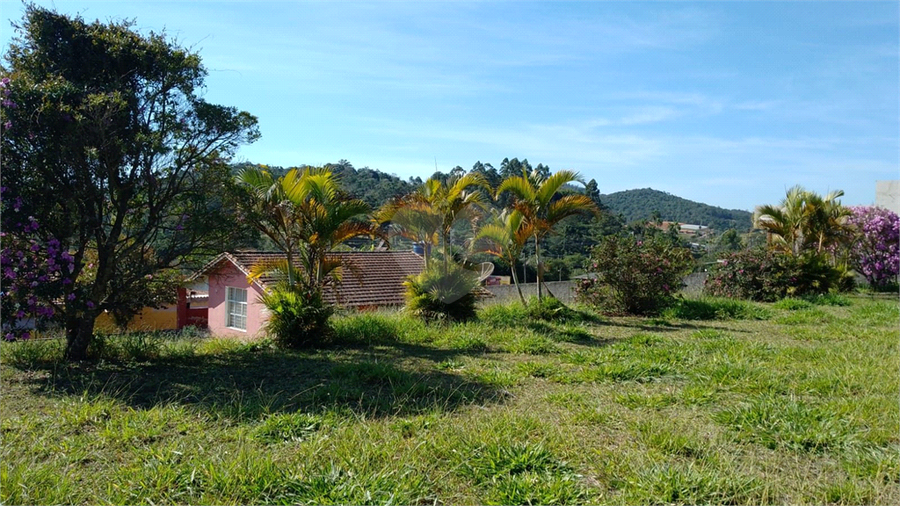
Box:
846;206;899;291
705;248;844;302
260;286;333;349
404;262;478;322
576;234;694;315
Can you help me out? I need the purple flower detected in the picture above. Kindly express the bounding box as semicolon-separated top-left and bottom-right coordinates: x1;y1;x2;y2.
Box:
86;301;95;309
67;293;75;301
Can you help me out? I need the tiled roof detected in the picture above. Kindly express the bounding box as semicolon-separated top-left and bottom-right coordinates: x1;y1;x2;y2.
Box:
196;250;426;308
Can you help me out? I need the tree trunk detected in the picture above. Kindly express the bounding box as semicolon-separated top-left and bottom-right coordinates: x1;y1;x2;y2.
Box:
65;315;97;361
535;237;543;301
510;262;526;304
542;279;556;300
286;249;295;287
442;231;451;271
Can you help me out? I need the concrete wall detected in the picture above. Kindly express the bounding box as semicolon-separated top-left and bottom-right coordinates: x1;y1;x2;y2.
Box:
681;272;709;297
483;273;710;305
483;280;578;304
876;180;900;214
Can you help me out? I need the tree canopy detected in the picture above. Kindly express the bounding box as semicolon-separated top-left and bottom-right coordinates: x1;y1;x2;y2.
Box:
0;6;259;359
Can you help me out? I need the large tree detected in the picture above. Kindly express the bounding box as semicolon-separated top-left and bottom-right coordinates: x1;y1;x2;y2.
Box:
0;7;259;359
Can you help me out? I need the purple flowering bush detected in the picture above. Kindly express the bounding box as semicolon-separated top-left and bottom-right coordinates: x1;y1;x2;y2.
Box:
1;189;75;340
576;234;693;315
704;248;842;302
846;206;899;291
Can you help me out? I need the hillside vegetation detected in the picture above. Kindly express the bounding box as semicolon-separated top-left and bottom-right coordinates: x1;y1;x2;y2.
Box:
601;188;753;231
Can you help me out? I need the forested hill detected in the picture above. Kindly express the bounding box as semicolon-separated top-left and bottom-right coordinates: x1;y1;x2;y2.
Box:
600;188;753;231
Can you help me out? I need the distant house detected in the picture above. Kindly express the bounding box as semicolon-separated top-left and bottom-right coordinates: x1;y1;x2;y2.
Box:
654;221;710;236
185;250;425;337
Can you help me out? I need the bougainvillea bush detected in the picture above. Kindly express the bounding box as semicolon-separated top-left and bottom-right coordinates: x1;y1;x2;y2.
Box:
704;248;842;302
846;206;899;291
576;234;693;315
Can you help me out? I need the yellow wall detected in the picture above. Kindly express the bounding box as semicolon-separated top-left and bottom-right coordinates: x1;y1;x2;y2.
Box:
95;306;178;333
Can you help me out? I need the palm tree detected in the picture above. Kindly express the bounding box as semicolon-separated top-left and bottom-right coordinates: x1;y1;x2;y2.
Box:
237;166;302;287
805;190;851;255
473;209;533;303
379;174;488;268
754;186;849;257
282;167;380;288
238;166;379;291
496;169;599;300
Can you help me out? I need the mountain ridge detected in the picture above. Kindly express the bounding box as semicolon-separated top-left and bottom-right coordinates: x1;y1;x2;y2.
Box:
600;188;753;231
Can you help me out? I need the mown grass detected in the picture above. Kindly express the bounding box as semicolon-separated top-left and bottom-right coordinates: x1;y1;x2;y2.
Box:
1;294;898;505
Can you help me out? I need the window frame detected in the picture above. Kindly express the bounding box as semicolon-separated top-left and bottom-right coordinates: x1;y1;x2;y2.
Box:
225;286;248;331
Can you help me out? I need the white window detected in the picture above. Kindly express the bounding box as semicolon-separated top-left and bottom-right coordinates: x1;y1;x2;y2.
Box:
226;287;248;331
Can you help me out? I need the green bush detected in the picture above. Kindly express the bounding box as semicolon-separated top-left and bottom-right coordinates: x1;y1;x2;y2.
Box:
404;262;478;322
576;234;694;315
705;248;847;302
260;286;333;349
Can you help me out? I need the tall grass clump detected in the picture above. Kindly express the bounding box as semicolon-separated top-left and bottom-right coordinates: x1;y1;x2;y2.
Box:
478;301;530;327
714;395;861;452
1;336;63;369
331;312;401;344
479;297;595;326
662;297;772;320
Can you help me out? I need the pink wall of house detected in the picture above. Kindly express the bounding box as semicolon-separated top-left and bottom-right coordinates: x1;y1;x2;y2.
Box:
207;264;267;338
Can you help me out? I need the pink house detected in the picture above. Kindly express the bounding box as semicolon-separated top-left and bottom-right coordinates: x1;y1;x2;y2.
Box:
186;250;425;338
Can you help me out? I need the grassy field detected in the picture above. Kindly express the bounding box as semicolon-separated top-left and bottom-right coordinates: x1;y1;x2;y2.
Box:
1;295;898;505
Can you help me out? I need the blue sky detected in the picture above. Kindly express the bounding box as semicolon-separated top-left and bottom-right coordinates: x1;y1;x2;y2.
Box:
1;1;897;211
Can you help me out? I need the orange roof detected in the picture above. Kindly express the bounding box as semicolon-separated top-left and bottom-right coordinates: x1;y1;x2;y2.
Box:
193;250;425;308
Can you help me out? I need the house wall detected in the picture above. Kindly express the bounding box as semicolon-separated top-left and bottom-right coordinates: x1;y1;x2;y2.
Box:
95;306;177;333
208;264;267;338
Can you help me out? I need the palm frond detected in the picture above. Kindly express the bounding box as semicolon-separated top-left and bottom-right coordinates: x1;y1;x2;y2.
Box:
536;169;583;205
496;175;536;202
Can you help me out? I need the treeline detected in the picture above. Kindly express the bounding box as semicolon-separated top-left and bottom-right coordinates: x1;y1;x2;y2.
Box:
232;159;747;280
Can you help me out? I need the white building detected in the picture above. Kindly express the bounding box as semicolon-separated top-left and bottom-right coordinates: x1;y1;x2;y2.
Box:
875;180;900;214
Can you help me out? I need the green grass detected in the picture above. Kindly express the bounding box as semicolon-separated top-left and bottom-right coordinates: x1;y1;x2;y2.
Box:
1;295;897;505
